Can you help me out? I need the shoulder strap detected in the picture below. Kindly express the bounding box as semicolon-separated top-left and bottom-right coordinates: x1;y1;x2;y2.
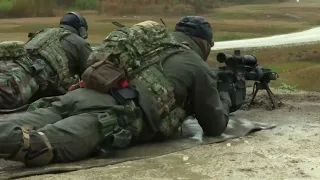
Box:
130;48;185;78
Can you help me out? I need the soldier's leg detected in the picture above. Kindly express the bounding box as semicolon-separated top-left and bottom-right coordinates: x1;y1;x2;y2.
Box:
0;107;63;165
0;93;71;165
0;90;142;166
42;106;142;165
38;113;104;164
0;60;39;109
0;112;105;167
0;107;141;167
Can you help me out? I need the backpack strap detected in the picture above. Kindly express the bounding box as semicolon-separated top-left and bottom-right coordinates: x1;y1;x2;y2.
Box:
130;48;185;79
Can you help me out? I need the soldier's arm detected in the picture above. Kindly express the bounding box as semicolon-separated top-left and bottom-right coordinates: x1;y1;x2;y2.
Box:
61;35;93;76
192;67;231;136
77;40;92;74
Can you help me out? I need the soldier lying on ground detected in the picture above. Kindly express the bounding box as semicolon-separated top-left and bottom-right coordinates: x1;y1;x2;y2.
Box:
0;16;235;167
0;12;92;111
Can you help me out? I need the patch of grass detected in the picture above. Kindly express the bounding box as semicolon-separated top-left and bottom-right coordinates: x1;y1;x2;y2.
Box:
213;3;320;25
265;61;319;73
4;0;56;18
279;83;298;92
0;0;13;11
69;0;97;10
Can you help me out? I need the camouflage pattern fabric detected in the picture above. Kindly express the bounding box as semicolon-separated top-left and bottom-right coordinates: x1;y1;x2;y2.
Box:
0;59;39;109
87;21;190;137
0;41;27;59
130;65;186;137
88;21;189;71
25;28;78;91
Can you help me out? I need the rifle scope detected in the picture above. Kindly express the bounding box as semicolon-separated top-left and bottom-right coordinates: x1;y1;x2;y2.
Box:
217;51;257;67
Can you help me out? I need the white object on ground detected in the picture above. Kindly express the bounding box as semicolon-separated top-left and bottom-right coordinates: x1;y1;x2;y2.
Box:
212;27;320;50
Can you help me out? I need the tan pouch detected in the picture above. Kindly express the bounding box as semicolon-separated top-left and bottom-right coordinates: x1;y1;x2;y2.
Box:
81;53;125;93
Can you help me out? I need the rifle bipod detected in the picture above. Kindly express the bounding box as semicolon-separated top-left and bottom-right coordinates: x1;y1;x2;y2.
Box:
248;82;281;110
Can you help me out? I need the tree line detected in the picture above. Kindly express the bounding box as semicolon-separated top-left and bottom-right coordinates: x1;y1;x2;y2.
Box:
0;0;290;18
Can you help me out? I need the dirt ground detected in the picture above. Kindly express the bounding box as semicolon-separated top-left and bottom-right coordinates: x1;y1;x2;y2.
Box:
4;88;316;180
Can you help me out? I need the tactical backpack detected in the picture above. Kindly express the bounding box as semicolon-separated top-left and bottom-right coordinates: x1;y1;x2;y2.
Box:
82;20;188;93
82;21;190;137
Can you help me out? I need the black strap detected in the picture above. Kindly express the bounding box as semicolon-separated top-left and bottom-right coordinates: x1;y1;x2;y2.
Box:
109;87;139;105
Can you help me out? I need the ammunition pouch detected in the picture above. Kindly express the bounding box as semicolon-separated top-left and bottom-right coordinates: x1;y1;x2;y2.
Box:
98;111;132;149
111;126;133;148
81;54;126;94
98;100;143;150
31;58;47;74
98;113;134;149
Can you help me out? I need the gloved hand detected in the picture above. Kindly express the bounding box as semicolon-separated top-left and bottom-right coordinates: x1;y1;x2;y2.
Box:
219;91;232;108
221;89;246;113
68;80;86;91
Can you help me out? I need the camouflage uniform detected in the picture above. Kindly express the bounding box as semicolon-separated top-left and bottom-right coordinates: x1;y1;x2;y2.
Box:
0;41;39;109
0;25;92;110
0;21;230;166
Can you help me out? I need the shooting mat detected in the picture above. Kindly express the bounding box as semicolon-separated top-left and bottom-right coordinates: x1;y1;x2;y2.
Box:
0;118;275;180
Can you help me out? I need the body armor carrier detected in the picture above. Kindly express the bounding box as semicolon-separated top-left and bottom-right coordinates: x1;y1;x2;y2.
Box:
25;28;77;91
129;48;188;137
86;21;190;138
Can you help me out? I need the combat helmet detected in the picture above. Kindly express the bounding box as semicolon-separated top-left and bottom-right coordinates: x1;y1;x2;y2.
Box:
174;16;214;47
60;12;88;39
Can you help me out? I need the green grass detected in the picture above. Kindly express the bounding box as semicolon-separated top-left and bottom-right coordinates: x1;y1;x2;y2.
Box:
265;61;319;73
0;0;13;11
0;2;319;44
279;83;298;92
69;0;97;10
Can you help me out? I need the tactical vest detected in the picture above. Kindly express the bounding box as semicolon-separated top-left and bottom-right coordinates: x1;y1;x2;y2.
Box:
129;48;188;138
25;28;76;91
86;21;190;138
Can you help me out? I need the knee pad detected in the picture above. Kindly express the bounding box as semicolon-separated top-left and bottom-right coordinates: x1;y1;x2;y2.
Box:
9;126;53;167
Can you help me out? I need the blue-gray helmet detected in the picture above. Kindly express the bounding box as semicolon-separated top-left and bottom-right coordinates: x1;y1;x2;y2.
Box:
60;12;88;39
175;16;214;47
